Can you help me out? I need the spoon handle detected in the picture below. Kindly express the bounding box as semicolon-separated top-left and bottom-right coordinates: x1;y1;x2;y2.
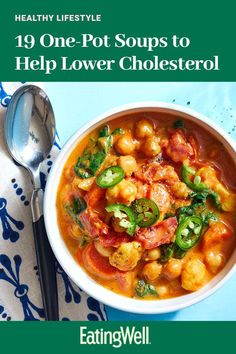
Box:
31;189;59;321
32;215;59;320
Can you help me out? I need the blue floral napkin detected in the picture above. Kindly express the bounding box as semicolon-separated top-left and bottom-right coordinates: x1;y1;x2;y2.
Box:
0;82;107;321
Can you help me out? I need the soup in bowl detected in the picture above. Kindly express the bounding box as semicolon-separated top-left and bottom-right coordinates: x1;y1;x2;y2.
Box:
45;102;236;313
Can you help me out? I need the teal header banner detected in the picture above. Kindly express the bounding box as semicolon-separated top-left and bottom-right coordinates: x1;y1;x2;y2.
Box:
0;0;235;81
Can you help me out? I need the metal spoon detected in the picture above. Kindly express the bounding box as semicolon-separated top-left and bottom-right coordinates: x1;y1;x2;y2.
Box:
5;85;59;320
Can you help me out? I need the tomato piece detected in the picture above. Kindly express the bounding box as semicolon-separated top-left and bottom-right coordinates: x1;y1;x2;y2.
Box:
148;183;171;214
82;243;117;279
188;135;198;157
136;182;149;199
85;184;106;211
99;230;130;248
166;131;194;163
135;217;178;249
135;163;179;185
115;271;135;296
128;177;148;199
134;163;160;183
202;222;233;250
79;208;109;238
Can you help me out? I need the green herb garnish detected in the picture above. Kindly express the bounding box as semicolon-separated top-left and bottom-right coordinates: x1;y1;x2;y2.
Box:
65;197;87;227
99;125;110;137
173;120;185;130
75;125;116;178
135;280;157;297
112;128;124;136
160;243;175;263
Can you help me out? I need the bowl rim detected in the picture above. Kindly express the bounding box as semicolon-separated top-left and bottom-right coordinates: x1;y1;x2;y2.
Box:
44;101;236;314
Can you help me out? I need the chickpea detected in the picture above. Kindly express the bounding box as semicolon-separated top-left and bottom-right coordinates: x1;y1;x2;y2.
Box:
115;135;136;155
144;248;161;261
94;241;114;258
106;184;120;204
163;258;182;280
106;179;137;205
119;180;137;204
205;250;224;274
118;156;138;176
156;285;169;298
142;262;162;281
135;119;154;139
181;258;206;291
171;182;190;199
141;136;161;157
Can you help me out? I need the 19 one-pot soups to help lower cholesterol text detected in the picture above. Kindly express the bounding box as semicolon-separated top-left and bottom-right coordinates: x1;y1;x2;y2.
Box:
56;112;236;300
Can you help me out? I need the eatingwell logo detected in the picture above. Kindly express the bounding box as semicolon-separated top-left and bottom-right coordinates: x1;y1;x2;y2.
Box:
80;326;150;348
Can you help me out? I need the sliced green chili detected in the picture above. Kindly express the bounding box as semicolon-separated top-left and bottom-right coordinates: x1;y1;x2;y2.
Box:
131;198;159;227
105;203;136;236
208;190;222;210
96;166;124;188
182;164;221;210
182;164;207;192
176;215;203;250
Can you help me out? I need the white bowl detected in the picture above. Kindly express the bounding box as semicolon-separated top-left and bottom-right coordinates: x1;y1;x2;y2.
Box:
44;101;236;314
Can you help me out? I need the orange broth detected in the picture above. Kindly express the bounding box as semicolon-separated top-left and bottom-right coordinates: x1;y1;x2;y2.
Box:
56;112;236;299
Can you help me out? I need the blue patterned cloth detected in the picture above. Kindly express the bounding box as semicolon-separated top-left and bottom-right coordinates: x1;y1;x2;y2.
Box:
0;82;107;321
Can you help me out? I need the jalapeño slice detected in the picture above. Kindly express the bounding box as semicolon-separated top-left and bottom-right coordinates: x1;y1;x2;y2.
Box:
181;164;207;192
176;215;203;250
105;203;136;236
96;166;124;188
131;198;159;228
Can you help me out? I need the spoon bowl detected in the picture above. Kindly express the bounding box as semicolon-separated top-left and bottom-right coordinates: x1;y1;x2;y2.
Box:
5;85;55;186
